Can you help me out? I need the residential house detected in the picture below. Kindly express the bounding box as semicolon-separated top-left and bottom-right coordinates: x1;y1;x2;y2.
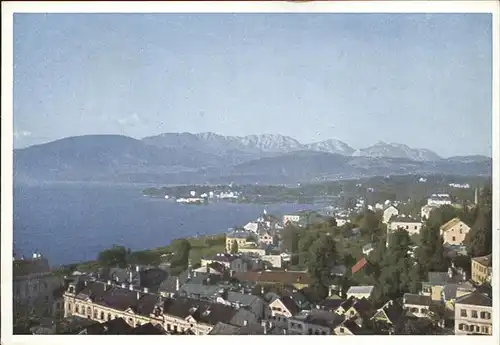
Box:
471;254;492;285
335;217;349;227
382;206;399;224
454;292;492;335
402;293;431;318
178;284;267;320
388;217;422;235
335;297;372;327
226;230;253;253
362;243;375;256
427;194;452;207
158;269;216;298
201;253;238;269
268;295;299;328
288;310;345;335
440;218;471;246
282;215;300;225
79;317;135;335
351;257;369;276
370;300;404;334
346;286;375;301
334;319;370;335
237;243;267;257
261;255;282;269
233;271;312;290
13;254;64;318
230;257;249;273
421;269;467;302
258;231;274;246
441;281;476;311
193;265;224;276
420;204;437;221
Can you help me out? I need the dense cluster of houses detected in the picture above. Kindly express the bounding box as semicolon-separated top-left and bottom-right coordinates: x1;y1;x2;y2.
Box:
14;187;492;336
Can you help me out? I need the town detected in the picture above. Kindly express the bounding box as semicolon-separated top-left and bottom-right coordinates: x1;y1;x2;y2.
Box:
13;178;493;336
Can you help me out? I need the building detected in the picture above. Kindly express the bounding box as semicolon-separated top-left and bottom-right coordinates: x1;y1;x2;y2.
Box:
471;254;492;285
268;295;300;328
362;243;375;256
427;194;452;207
439;218;471;246
420;204;437;221
13;254;64;319
288;310;344;335
258;231;274;246
261;255;282;268
282;215;301;225
421;269;467;302
388;217;423;235
201;253;238;269
335;217;349;227
233;271;312;290
454;292;492;335
63;279;256;335
382;206;399;224
346;286;375;301
402;294;431;318
226;230;252;253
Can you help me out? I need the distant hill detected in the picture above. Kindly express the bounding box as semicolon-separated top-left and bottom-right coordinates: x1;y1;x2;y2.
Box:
13;133;492;184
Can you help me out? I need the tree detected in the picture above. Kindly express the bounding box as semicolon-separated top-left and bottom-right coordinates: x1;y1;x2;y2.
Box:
281;225;301;264
230;240;239;254
170;239;192;274
379;229;417;299
465;187;492;257
307;234;338;293
298;232;319;266
97;245;130;268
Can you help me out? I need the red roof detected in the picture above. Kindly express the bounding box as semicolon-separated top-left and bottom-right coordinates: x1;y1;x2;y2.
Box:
351;257;368;274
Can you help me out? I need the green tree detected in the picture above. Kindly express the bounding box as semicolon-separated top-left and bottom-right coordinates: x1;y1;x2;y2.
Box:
379;229;417;299
298;232;319;266
281;225;301;264
307;234;338;293
230;240;239;254
465;186;492;257
170;239;192;274
97;245;130;268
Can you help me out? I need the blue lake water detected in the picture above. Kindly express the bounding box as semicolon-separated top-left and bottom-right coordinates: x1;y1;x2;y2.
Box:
13;183;314;266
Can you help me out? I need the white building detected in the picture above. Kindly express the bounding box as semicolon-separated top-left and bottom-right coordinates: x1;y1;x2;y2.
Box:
283;215;300;225
346;286;375;301
427;194;452;207
382;206;399;224
421;204;437;221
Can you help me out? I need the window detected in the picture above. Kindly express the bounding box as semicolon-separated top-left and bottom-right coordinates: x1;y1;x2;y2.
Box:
483;327;489;334
75;305;80;314
460;309;467;317
414;226;417;230
137;321;141;326
87;307;92;316
486;312;491;319
100;311;104;320
420;308;426;314
68;303;72;311
458;324;464;331
350;310;355;316
308;329;313;335
94;310;98;319
174;325;178;333
107;313;111;321
475;325;480;333
321;331;326;335
471;310;478;318
340;328;344;333
314;330;320;335
452;236;456;241
167;324;172;331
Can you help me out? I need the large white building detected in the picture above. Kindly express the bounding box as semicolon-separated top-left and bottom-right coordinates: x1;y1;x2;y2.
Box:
427;194;452;207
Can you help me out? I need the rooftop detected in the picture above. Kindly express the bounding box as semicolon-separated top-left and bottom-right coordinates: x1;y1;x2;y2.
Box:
455;292;492;307
347;286;374;295
472;254;492;267
351;257;368;274
403;293;431;306
440;218;464;232
13;256;50;278
391;217;421;224
233;270;312;286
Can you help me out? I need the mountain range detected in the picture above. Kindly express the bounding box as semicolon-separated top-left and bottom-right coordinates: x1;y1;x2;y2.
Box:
13;133;492;184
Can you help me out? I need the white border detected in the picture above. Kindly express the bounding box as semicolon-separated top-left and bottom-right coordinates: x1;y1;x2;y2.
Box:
1;2;499;345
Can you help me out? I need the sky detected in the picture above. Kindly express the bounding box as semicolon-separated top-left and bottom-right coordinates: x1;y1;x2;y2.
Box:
13;13;492;157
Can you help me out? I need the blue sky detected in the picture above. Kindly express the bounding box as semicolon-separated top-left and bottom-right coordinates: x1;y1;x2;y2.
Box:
13;13;492;157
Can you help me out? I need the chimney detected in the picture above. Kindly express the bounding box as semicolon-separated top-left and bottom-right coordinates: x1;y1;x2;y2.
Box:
243;320;248;326
129;271;133;283
84;280;88;287
121;283;127;289
176;277;180;292
129;284;134;291
107;280;112;285
136;291;140;300
144;287;149;293
448;267;453;279
136;265;140;272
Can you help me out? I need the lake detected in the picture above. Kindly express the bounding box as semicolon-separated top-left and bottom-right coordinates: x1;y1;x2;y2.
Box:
13;183;315;266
